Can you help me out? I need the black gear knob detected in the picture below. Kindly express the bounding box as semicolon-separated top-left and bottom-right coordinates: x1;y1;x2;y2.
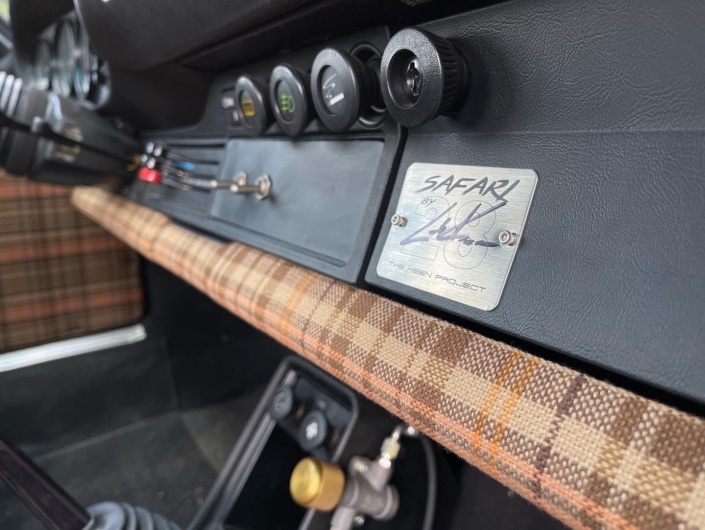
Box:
380;28;469;128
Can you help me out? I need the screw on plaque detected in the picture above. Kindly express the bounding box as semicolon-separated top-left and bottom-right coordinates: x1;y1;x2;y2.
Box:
499;230;519;249
390;214;407;227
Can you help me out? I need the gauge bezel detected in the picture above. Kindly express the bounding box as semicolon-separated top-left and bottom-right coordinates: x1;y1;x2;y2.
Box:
74;22;93;100
32;39;53;91
52;18;77;98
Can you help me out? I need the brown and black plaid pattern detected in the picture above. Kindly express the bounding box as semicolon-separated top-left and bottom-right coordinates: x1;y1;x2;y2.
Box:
73;187;705;530
0;173;143;352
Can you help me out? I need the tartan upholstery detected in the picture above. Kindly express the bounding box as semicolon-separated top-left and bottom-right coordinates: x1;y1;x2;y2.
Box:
72;186;705;530
0;174;143;352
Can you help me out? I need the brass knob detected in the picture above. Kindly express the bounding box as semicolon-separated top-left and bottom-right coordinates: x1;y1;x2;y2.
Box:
289;457;345;511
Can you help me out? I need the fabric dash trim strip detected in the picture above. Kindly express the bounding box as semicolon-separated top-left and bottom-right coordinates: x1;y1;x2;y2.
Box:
72;187;705;530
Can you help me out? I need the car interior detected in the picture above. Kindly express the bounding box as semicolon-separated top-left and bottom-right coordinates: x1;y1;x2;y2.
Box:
0;0;703;529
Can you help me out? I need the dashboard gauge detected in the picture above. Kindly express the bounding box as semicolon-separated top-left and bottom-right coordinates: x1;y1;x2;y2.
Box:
74;23;95;100
73;21;111;108
33;40;52;90
52;20;77;97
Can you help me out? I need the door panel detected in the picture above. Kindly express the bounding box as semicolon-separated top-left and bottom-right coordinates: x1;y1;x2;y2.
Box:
0;172;144;352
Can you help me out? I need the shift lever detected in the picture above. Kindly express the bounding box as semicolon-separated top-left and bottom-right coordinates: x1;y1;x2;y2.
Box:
0;435;90;530
0;434;180;530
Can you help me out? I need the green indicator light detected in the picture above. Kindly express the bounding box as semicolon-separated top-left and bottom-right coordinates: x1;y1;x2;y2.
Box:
280;93;296;114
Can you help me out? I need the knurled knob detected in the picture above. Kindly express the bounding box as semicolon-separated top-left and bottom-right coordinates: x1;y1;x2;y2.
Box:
289;457;345;512
380;27;469;128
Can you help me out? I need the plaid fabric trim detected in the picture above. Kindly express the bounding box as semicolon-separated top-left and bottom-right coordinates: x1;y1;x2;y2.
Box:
0;173;144;352
72;187;705;530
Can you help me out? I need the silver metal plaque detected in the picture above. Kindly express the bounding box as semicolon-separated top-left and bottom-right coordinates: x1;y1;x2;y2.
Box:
377;163;538;311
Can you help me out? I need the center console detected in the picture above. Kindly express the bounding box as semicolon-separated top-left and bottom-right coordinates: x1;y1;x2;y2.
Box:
189;357;450;530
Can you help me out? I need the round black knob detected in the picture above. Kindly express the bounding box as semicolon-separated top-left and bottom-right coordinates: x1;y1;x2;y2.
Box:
310;48;380;132
269;64;312;137
270;386;297;422
234;75;271;136
380;28;468;128
298;410;330;451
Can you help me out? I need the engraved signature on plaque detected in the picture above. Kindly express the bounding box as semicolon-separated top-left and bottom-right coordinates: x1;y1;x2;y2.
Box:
377;164;538;311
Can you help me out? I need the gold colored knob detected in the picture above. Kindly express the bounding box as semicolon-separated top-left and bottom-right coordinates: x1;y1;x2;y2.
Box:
289;457;345;511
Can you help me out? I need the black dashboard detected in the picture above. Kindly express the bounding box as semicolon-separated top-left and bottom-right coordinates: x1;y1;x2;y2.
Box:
8;0;705;410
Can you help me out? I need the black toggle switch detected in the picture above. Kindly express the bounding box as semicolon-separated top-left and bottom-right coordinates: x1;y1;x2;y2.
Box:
270;386;297;421
269;64;312;137
310;48;380;132
298;410;330;451
380;28;469;128
234;75;271;136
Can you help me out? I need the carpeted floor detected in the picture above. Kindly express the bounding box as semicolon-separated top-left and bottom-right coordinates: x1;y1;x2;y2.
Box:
448;464;567;530
0;389;264;530
0;384;569;530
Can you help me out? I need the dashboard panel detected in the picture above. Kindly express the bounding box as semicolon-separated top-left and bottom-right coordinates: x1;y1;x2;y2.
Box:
127;28;401;283
2;2;705;530
7;0;705;408
126;0;705;408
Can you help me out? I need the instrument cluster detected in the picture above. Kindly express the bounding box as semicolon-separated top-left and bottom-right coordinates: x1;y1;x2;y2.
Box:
31;13;110;109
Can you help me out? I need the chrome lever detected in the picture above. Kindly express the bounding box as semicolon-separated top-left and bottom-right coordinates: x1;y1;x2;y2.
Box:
230;171;272;200
211;180;236;190
163;172;226;191
144;142;210;165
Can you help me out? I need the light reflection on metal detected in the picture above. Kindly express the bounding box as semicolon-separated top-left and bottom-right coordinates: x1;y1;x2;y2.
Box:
377;163;538;311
